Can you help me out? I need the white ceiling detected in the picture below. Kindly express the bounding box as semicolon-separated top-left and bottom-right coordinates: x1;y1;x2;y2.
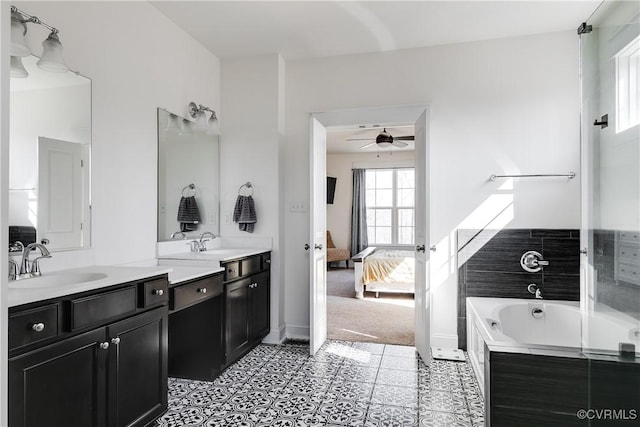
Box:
152;0;600;60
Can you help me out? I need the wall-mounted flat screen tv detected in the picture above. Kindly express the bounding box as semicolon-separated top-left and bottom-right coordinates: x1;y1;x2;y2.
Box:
327;177;337;204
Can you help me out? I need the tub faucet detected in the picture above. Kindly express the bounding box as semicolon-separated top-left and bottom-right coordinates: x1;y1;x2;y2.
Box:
19;243;52;278
527;283;543;299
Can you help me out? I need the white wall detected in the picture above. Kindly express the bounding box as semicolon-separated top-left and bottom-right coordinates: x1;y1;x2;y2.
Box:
284;31;581;346
220;54;285;342
326;151;415;252
11;1;221;268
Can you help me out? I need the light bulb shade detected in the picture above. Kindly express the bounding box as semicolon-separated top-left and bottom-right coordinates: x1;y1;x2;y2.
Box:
207;113;220;135
194;111;208;131
10;56;29;78
11;11;30;57
37;32;68;73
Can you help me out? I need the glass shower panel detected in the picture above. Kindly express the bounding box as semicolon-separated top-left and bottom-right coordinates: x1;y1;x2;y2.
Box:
580;0;640;357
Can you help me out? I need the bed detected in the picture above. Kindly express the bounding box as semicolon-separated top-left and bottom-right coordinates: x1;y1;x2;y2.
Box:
352;247;415;299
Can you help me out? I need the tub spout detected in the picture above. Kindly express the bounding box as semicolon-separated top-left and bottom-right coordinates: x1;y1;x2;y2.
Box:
527;283;543;299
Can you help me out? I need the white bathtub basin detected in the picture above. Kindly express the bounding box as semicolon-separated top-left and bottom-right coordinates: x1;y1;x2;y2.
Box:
9;272;109;288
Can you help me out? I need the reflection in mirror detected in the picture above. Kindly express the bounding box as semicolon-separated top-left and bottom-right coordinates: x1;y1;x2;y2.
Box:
9;55;91;252
157;108;219;241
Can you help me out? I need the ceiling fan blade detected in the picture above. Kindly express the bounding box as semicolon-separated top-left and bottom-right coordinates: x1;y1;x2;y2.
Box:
393;135;414;141
360;142;376;149
392;140;408;148
346;138;375;141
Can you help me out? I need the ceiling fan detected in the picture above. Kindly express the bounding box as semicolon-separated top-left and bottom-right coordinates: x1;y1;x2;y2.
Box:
346;128;414;149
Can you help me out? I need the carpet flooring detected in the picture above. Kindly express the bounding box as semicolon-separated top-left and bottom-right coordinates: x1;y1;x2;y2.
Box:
327;268;415;346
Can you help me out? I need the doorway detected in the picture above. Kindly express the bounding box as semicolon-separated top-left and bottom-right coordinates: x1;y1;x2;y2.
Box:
325;126;416;346
309;105;431;365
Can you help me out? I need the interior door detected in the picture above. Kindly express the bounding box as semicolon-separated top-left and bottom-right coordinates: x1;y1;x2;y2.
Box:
413;109;431;365
309;116;327;355
38;137;83;248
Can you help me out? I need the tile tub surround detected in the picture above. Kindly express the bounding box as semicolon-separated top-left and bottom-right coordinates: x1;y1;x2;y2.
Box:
156;340;484;426
457;229;580;350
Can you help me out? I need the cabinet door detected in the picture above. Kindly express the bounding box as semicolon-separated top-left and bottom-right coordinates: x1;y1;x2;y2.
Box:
226;277;251;363
251;271;271;342
107;307;168;427
9;327;108;427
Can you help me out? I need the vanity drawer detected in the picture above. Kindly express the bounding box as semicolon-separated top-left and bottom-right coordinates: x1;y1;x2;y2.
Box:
241;255;262;277
9;304;59;351
171;275;223;311
619;231;640;244
141;277;169;308
224;261;240;282
68;285;137;331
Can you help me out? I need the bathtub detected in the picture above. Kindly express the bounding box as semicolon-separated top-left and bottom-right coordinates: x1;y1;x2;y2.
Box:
466;297;640;395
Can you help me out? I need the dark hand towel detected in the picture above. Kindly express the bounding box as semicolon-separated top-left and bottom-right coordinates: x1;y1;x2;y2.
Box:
177;196;201;232
233;195;257;233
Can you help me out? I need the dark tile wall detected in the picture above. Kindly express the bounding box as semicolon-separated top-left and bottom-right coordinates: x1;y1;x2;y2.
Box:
486;349;640;427
458;228;580;349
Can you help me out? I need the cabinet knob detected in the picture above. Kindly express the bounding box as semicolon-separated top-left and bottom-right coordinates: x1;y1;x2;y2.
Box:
152;289;164;296
99;342;110;350
265;259;271;264
32;323;45;332
111;337;121;345
198;288;207;294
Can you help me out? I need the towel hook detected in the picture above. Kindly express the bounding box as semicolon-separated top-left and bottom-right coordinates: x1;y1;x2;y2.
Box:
238;182;254;196
181;183;197;197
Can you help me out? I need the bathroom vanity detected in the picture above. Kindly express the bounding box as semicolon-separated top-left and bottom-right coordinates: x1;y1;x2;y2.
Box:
165;250;271;381
7;267;171;427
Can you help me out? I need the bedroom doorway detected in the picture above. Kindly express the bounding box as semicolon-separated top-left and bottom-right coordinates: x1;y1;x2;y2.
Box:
309;106;431;365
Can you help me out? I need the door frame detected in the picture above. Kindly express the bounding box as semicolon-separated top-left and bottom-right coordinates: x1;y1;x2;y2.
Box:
309;105;430;354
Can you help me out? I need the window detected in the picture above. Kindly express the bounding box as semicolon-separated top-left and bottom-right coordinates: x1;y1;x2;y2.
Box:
365;168;415;245
616;35;640;133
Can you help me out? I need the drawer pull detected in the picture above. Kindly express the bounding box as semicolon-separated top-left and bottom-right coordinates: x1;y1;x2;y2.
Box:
197;288;207;294
228;269;236;274
111;337;121;345
152;289;164;296
32;323;45;332
265;259;271;264
100;342;110;350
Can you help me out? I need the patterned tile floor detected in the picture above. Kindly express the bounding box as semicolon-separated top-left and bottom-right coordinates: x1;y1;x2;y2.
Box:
156;340;484;426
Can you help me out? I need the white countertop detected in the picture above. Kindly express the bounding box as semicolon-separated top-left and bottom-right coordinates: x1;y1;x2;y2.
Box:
157;248;268;262
8;265;173;308
122;259;224;284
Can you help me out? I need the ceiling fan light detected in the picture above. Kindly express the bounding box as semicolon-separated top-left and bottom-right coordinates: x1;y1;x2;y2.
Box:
37;31;69;73
376;129;393;147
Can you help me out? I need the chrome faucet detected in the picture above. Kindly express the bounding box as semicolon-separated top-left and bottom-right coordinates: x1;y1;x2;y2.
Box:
527;283;543;299
8;259;19;281
197;232;216;251
18;243;52;279
170;231;186;240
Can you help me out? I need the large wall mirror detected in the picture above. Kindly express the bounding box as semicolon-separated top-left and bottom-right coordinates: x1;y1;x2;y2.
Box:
9;55;92;252
157;108;219;241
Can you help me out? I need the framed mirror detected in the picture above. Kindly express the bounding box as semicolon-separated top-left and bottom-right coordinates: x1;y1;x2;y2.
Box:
157;108;219;241
9;55;91;252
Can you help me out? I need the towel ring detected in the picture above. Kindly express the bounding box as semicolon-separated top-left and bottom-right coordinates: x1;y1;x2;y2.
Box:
238;182;254;196
181;184;198;197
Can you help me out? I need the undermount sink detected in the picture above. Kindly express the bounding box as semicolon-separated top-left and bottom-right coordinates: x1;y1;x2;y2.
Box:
9;272;109;288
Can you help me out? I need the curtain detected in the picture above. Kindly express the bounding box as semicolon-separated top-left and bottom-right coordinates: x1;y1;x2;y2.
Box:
351;169;368;256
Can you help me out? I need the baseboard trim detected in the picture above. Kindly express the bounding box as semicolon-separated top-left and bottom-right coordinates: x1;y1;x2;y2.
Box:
262;324;286;344
431;333;459;349
285;324;310;340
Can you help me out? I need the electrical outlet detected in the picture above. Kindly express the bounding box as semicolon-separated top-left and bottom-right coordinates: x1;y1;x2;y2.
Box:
224;213;231;224
209;214;216;224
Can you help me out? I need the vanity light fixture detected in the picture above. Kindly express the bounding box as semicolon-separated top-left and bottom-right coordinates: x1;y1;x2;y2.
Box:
188;102;220;135
10;5;69;77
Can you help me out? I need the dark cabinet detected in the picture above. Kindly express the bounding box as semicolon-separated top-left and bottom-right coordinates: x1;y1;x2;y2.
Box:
8;276;169;427
225;277;252;362
107;307;168;427
168;274;225;381
223;252;271;366
9;328;107;427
